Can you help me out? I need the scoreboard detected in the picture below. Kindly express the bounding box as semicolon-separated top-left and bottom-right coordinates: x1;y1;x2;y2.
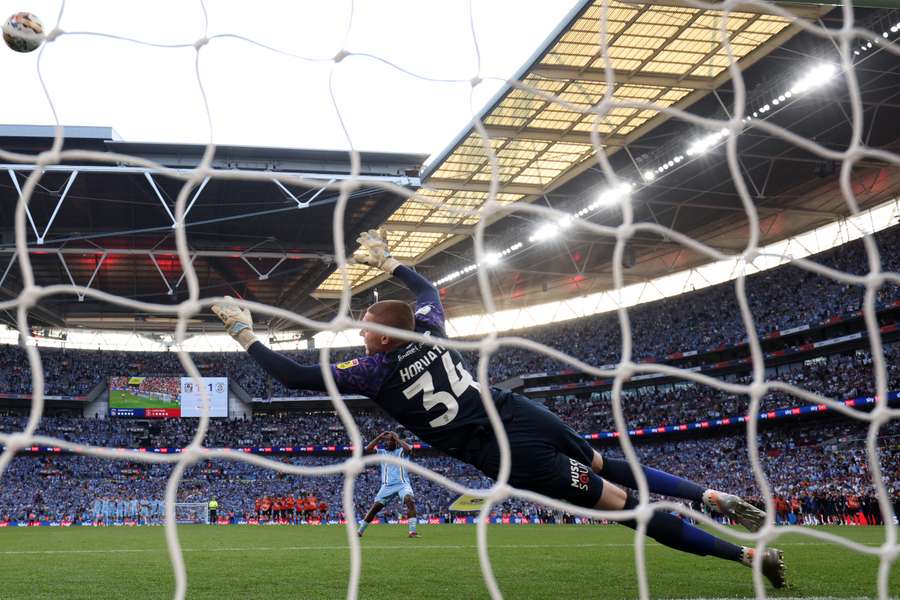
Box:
108;376;228;418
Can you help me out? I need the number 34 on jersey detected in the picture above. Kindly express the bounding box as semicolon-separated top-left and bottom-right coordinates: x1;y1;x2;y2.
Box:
400;346;479;428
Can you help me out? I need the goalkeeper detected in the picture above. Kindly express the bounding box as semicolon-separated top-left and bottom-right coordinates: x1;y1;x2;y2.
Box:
213;230;786;588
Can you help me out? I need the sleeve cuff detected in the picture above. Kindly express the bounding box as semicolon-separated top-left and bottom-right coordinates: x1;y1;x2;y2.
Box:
236;329;259;351
382;257;402;274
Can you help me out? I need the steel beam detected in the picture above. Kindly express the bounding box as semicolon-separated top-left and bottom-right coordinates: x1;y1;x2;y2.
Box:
530;65;717;90
7;168;78;244
424;179;546;195
1;163;419;186
0;247;330;260
481;125;629;146
381;221;475;235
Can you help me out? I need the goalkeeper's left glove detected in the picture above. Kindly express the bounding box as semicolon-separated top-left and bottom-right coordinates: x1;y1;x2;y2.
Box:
211;296;258;350
353;229;400;273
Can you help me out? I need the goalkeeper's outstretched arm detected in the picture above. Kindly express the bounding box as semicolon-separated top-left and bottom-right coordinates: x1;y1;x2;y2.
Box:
211;298;333;393
354;229;445;329
212;230;440;396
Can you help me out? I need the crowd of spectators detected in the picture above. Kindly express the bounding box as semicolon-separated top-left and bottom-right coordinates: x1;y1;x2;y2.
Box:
0;225;897;526
552;344;900;433
1;419;896;525
2;344;895;450
0;226;897;399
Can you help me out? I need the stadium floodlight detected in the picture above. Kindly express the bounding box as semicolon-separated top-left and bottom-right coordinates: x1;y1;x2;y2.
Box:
642;170;655;181
686;127;729;156
593;182;633;207
482;252;502;266
529;223;561;243
790;63;836;94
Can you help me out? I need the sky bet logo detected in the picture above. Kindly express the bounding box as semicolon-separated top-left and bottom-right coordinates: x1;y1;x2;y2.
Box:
569;458;590;491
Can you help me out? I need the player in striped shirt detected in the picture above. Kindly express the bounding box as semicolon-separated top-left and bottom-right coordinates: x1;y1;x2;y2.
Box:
358;431;419;538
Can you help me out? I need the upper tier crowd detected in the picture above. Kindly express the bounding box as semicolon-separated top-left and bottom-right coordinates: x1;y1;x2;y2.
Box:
1;343;896;449
0;226;896;398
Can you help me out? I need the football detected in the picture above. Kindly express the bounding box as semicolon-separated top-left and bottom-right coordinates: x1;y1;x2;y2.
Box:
3;11;45;53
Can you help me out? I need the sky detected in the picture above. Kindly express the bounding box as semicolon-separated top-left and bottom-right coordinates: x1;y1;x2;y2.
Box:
1;0;578;162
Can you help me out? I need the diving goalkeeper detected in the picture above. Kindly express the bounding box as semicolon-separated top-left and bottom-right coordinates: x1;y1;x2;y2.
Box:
212;230;786;588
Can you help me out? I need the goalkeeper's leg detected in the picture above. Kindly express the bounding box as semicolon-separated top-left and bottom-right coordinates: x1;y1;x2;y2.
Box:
595;481;786;588
591;451;766;533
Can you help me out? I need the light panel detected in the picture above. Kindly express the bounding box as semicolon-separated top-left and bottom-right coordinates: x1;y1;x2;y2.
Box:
315;1;801;295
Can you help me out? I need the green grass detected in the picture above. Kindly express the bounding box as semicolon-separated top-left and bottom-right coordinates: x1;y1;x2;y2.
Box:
109;390;179;409
0;525;894;599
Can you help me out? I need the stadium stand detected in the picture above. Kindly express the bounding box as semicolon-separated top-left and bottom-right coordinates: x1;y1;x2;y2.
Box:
1;225;897;527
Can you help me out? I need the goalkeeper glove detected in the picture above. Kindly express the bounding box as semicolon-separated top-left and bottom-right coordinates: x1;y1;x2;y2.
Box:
353;229;400;273
211;296;258;350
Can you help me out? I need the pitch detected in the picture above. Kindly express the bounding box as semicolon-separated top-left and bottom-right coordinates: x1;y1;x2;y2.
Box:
0;525;892;599
108;390;179;409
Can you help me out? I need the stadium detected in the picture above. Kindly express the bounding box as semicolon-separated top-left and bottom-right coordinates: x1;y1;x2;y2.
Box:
0;1;899;599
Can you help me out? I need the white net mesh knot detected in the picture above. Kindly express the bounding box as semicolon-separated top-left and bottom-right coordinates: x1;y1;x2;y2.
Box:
178;300;201;320
633;502;654;526
333;49;349;63
479;332;500;356
17;285;40;310
749;382;768;400
193;37;208;51
343;457;364;478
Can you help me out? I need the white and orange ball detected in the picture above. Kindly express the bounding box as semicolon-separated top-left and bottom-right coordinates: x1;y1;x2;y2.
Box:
3;12;45;53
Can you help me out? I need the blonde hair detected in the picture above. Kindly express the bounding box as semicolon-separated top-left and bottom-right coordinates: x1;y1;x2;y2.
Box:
365;300;414;333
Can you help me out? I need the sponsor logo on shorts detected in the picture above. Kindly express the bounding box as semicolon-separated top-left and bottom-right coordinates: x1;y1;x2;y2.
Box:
569;458;590;491
336;359;360;370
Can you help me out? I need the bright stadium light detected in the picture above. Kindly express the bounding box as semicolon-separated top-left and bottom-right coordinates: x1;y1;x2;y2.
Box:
790;63;836;94
592;181;633;208
642;170;655;181
686;128;729;156
482;252;502;266
529;223;561;243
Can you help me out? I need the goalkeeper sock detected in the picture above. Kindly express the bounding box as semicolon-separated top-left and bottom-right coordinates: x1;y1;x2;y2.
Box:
408;517;417;533
599;457;704;502
358;521;369;535
620;495;742;562
739;547;756;566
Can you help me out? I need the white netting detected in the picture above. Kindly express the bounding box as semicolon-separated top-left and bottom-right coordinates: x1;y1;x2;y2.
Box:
0;1;899;599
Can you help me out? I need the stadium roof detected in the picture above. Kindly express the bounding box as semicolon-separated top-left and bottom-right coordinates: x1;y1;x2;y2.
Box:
313;0;831;297
0;128;425;331
332;3;900;326
3;3;900;338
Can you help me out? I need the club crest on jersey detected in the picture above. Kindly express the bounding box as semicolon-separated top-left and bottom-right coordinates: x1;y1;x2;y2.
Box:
415;305;433;316
569;458;590;491
336;359;359;370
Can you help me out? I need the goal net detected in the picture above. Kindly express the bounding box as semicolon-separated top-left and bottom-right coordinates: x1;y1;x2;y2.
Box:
175;502;210;526
0;2;898;600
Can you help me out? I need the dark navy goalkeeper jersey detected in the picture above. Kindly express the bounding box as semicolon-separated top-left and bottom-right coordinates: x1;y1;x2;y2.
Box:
247;265;603;507
329;276;494;454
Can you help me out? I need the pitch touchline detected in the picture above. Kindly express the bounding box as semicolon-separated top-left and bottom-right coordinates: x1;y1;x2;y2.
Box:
0;541;881;556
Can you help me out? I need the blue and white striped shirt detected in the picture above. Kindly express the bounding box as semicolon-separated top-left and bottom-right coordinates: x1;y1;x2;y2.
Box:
377;447;407;486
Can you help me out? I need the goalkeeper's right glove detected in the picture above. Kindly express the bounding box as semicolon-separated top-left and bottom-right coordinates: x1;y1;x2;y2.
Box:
211;296;258;350
353;229;401;274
